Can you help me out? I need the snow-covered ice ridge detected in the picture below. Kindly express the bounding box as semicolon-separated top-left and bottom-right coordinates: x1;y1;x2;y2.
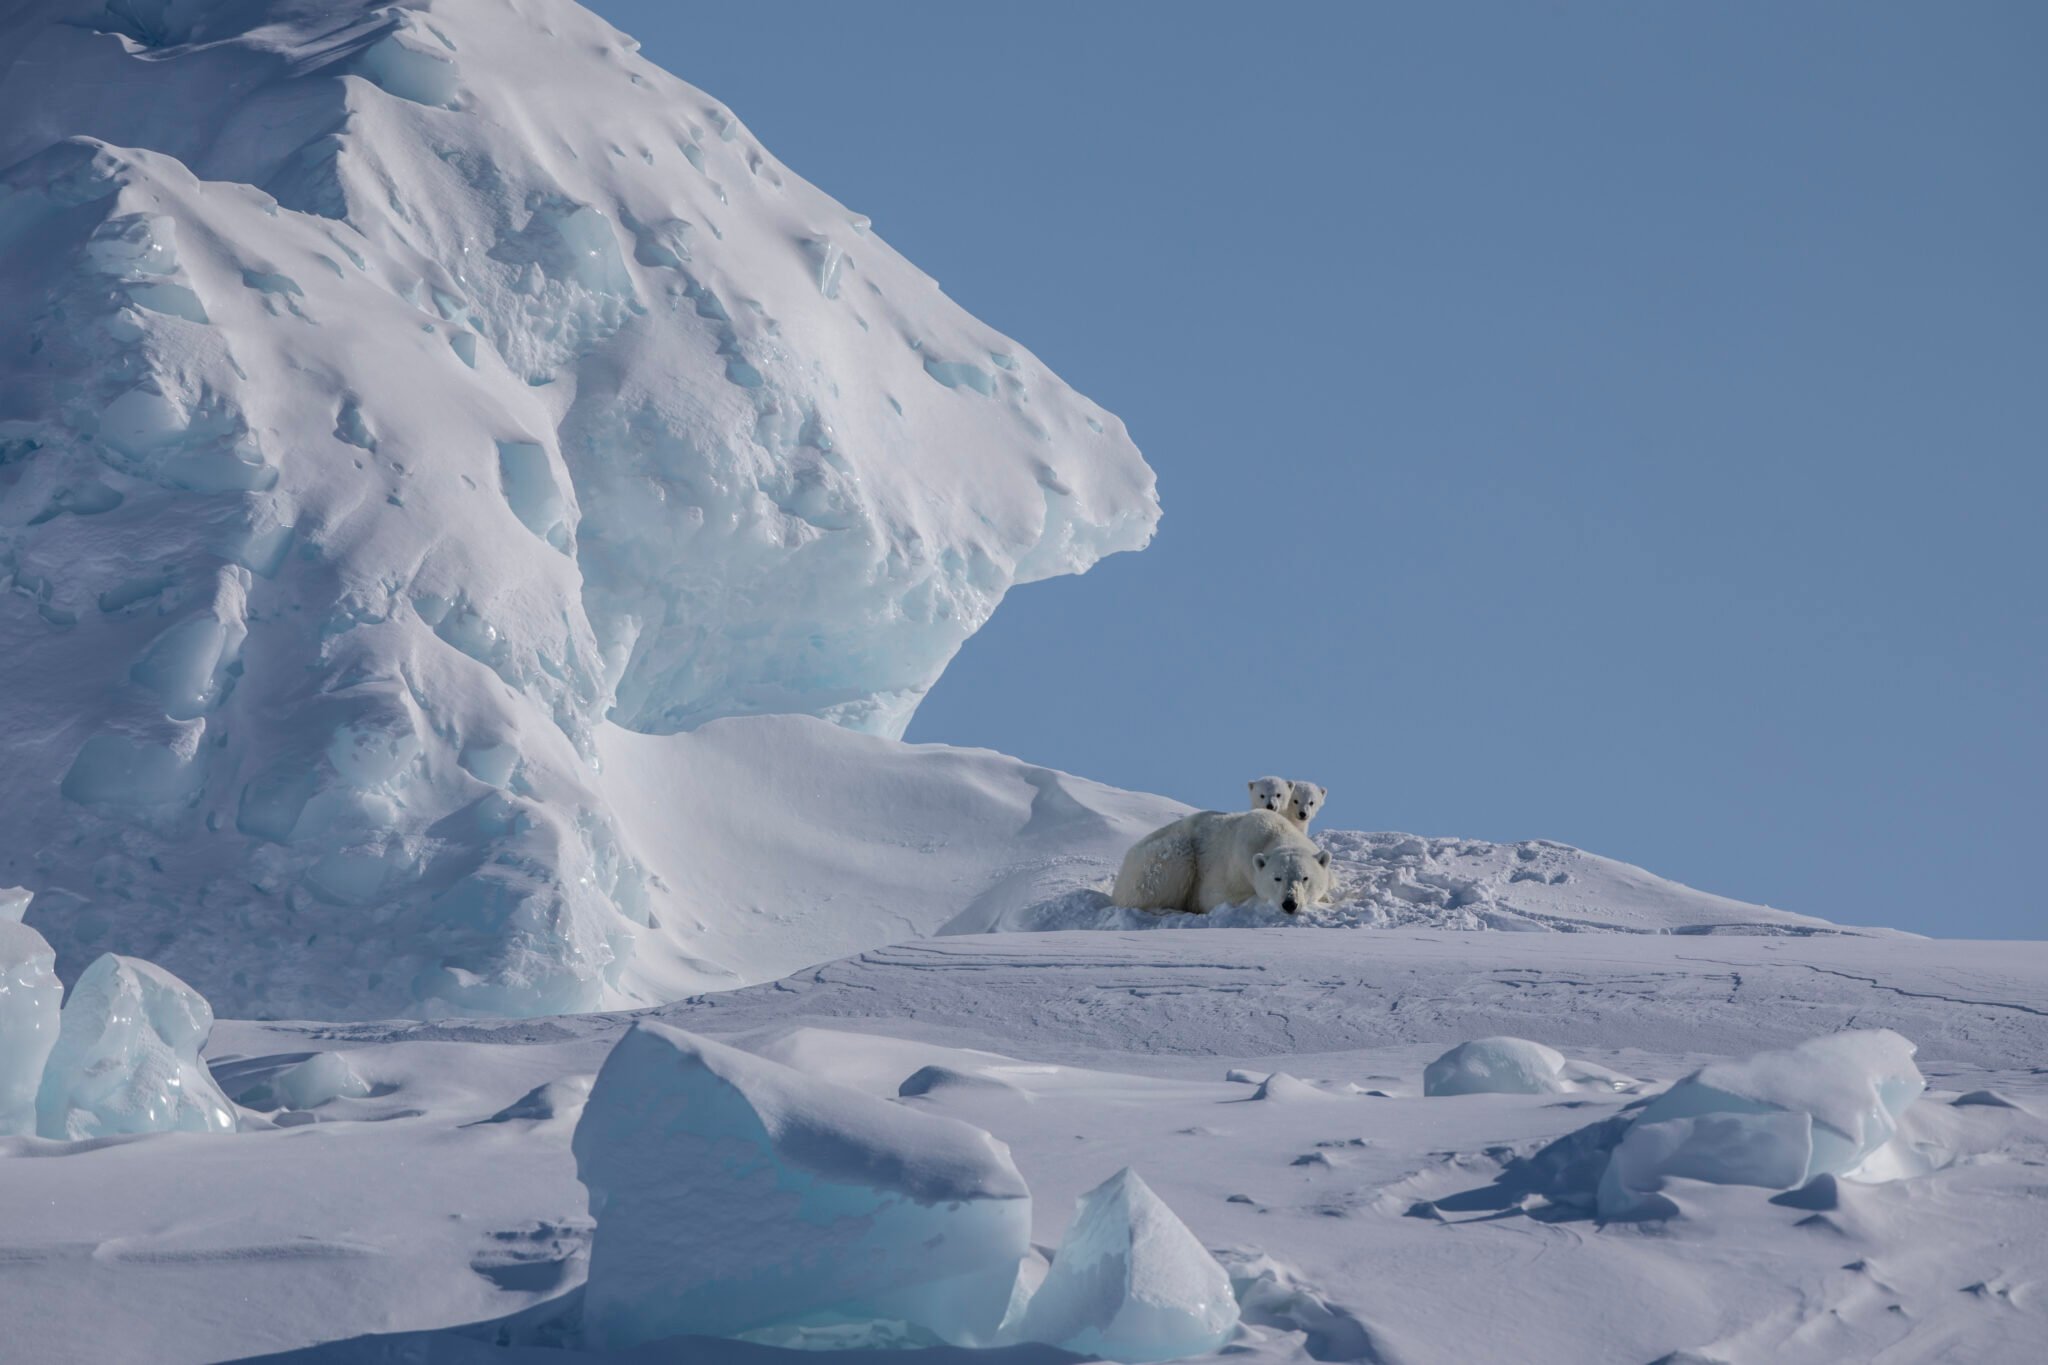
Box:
0;0;1156;1018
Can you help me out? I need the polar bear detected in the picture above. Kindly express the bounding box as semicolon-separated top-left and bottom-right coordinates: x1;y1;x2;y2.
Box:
1248;776;1292;816
1284;780;1327;831
1113;809;1333;915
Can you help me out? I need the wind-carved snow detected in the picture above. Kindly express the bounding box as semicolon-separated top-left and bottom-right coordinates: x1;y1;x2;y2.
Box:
0;0;1156;1020
1598;1028;1927;1218
1422;1037;1637;1097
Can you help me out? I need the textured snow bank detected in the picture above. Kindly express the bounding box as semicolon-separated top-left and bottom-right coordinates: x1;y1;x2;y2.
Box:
0;916;62;1136
0;0;1155;1020
1423;1037;1636;1097
987;827;1857;939
1599;1029;1925;1217
1018;1167;1240;1362
35;953;235;1140
572;1022;1031;1349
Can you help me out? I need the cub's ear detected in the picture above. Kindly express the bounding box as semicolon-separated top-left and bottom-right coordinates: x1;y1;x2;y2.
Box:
1247;781;1257;791
1254;853;1267;870
1314;784;1328;801
1316;849;1331;867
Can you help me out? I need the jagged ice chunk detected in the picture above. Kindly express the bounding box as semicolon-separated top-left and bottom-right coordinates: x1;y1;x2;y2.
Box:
572;1022;1030;1349
1598;1028;1925;1217
0;918;63;1136
1017;1167;1240;1363
34;953;235;1140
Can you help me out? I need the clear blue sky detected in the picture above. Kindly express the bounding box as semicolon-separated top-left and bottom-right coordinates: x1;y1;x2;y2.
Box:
590;2;2044;937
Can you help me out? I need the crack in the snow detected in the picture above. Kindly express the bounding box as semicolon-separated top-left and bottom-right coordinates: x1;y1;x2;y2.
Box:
1677;957;2048;1018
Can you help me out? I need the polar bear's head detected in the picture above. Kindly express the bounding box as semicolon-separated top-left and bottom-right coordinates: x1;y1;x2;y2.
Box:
1286;781;1328;829
1253;844;1332;915
1248;776;1293;815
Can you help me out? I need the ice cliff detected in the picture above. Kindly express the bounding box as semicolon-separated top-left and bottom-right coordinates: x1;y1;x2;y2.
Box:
0;0;1157;1018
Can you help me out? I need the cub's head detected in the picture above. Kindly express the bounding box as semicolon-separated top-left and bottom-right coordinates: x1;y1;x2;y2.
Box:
1248;776;1293;815
1252;844;1332;915
1286;781;1328;829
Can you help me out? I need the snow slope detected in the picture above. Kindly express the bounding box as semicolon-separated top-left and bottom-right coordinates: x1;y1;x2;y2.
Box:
981;827;1852;937
0;0;1156;1019
1;929;2042;1364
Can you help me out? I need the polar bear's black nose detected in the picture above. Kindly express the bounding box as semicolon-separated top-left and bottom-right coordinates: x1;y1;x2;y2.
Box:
1283;898;1298;913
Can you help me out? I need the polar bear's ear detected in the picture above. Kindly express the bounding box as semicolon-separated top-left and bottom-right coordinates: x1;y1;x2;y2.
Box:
1254;853;1267;870
1316;849;1331;867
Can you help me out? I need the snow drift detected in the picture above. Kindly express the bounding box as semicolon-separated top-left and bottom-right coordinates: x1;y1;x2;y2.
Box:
0;0;1157;1019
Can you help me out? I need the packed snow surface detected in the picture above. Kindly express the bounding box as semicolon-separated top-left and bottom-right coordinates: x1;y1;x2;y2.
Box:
572;1021;1030;1349
1017;1167;1240;1362
1;930;2038;1364
0;914;61;1136
34;952;235;1140
0;0;1156;1021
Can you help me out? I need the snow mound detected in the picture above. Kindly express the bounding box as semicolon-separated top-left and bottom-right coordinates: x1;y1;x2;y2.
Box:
1423;1037;1636;1097
1251;1072;1339;1102
571;1021;1031;1350
272;1050;373;1111
0;917;62;1136
1598;1028;1925;1217
34;952;235;1140
0;0;1155;1021
1017;1167;1240;1363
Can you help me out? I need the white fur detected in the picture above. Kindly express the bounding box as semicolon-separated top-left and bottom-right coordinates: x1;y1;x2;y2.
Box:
1113;809;1332;915
1284;780;1327;831
1248;776;1292;816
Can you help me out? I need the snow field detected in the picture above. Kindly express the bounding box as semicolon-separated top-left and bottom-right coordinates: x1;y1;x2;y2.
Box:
0;931;2013;1364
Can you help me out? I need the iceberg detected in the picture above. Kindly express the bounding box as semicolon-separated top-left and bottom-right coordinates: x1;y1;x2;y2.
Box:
1423;1037;1635;1097
1598;1028;1925;1217
0;0;1157;1022
0;917;63;1136
34;953;236;1140
1017;1167;1240;1363
572;1022;1031;1350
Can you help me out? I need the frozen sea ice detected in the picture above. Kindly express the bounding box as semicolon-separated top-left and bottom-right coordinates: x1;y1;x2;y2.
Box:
1018;1167;1240;1363
0;917;62;1136
34;953;236;1140
573;1022;1031;1350
1598;1028;1925;1217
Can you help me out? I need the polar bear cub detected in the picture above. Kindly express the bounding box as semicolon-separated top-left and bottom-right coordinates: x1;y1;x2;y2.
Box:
1113;809;1333;915
1248;776;1293;816
1284;780;1327;830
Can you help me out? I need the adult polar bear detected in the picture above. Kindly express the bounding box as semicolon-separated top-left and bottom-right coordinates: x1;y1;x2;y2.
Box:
1113;809;1333;915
